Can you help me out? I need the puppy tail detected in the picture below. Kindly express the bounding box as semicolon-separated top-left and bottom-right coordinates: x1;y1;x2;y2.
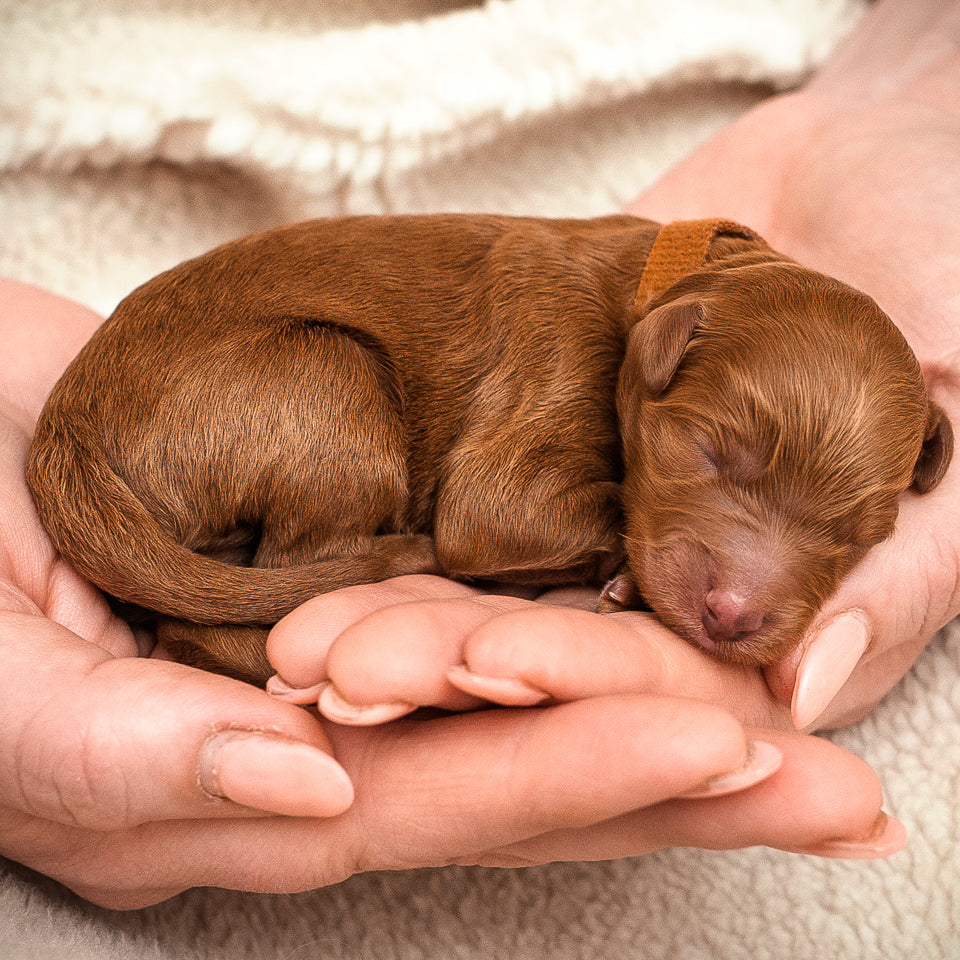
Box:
25;423;437;625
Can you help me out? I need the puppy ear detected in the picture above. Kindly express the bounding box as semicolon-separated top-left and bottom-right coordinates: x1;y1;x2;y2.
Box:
912;401;953;493
627;299;704;396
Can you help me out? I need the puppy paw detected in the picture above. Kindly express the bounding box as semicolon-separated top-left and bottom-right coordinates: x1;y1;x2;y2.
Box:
597;569;643;613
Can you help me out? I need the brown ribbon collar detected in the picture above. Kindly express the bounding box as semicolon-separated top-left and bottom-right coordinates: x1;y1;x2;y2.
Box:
635;218;761;307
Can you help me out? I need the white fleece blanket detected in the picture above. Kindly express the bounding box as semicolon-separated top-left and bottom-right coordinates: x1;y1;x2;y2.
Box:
2;1;958;958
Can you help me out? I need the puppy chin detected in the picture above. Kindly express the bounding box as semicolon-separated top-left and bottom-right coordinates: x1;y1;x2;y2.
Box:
687;623;802;667
656;598;806;667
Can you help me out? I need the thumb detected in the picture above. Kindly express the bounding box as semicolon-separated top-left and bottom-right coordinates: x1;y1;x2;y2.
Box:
1;613;353;829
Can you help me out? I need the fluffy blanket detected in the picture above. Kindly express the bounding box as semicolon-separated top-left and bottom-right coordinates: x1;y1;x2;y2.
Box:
2;1;958;957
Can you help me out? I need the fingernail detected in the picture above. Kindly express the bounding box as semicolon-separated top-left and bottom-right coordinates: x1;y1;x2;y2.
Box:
318;683;416;726
446;664;551;706
200;731;354;817
792;612;870;730
677;740;783;799
266;674;327;704
795;812;908;860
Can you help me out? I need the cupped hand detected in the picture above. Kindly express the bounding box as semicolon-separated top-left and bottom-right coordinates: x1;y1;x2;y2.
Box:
1;281;902;910
625;0;960;730
0;279;359;907
267;575;904;863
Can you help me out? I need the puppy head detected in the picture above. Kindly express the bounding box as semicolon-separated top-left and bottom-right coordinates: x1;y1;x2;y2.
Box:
617;261;952;665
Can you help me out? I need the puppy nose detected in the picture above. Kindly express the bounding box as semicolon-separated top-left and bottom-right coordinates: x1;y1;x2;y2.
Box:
701;589;764;644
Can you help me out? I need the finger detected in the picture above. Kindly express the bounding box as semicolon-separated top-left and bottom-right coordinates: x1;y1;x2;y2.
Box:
773;610;869;730
1;404;142;661
336;696;764;864
18;693;765;907
0;279;104;420
446;603;787;729
265;575;480;695
317;595;547;723
477;727;903;867
10;701;894;910
2;613;354;829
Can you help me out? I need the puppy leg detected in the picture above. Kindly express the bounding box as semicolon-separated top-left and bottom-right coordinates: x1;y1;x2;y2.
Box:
127;321;439;580
434;428;622;586
242;325;439;578
117;323;442;680
156;620;273;686
597;568;645;613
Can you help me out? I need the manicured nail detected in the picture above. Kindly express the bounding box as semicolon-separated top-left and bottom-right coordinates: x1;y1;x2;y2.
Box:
266;674;328;704
200;731;354;817
446;664;551;706
318;683;416;726
792;612;870;730
676;740;783;799
795;812;908;860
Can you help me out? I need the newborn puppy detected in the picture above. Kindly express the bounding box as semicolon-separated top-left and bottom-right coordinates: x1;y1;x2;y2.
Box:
26;215;952;685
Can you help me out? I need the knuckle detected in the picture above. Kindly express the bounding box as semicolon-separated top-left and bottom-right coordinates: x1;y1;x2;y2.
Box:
463;605;561;675
15;708;137;831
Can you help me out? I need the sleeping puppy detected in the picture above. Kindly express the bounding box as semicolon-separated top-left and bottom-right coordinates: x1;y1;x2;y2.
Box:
26;214;952;685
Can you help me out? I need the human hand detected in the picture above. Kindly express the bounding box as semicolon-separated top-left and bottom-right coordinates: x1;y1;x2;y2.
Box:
0;280;904;909
266;574;905;865
0;279;364;907
626;0;960;730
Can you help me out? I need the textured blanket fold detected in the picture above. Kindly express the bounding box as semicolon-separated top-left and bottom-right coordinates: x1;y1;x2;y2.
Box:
2;1;958;957
2;0;859;185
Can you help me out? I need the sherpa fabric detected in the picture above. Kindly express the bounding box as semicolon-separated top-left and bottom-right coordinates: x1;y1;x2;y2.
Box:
2;1;958;958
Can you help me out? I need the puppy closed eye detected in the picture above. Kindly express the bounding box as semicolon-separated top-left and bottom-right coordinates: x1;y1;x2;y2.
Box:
698;434;773;483
693;437;721;477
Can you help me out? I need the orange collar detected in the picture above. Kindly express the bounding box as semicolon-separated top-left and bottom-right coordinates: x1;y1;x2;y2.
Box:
635;218;761;307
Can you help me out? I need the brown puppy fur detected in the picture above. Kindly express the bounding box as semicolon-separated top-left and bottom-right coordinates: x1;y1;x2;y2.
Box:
26;214;952;685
